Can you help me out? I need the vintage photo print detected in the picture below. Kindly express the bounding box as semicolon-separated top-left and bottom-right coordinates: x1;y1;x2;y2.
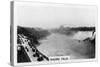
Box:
13;1;97;65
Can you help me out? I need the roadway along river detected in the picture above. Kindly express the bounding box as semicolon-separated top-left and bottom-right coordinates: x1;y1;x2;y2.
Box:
37;33;90;59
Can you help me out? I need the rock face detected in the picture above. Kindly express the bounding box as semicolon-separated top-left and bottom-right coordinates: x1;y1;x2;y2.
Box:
83;32;95;58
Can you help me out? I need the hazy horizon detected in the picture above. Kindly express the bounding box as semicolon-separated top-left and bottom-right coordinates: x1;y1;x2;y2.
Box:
15;2;97;29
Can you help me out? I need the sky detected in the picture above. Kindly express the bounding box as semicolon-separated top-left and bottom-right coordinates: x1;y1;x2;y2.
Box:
15;2;97;29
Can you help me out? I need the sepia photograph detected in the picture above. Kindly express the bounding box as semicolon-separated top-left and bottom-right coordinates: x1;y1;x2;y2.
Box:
15;2;97;63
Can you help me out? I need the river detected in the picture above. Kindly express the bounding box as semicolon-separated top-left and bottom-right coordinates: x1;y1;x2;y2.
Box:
37;31;93;59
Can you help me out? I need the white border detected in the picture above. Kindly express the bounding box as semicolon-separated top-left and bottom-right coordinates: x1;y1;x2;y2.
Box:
12;1;98;66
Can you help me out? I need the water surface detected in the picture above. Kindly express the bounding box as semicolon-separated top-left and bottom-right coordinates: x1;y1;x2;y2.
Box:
37;32;92;59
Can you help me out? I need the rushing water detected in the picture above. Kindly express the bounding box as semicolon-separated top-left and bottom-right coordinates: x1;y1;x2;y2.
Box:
37;31;93;59
72;31;93;40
